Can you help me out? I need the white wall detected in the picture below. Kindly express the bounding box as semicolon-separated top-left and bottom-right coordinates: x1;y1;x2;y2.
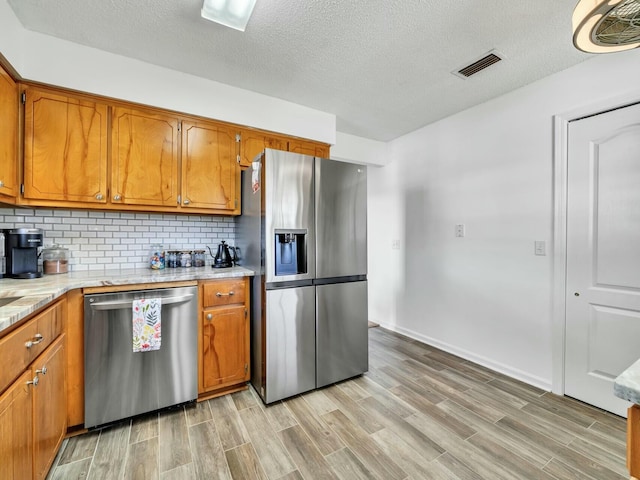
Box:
0;0;335;145
369;48;640;390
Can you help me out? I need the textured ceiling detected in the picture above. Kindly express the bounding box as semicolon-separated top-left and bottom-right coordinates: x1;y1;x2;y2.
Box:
7;0;589;141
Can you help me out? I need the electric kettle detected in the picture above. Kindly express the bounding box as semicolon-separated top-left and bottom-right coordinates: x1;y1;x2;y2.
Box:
208;241;238;268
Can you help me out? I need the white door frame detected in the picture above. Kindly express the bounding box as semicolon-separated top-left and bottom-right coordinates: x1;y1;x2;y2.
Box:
552;90;640;395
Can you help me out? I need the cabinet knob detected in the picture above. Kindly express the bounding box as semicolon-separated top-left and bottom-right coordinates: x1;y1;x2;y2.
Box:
36;365;48;375
206;313;213;320
26;375;39;387
96;193;104;201
113;194;122;201
0;180;4;188
183;199;190;205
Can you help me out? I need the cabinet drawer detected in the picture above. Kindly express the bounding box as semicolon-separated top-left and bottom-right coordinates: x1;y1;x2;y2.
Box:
202;279;246;308
0;300;63;394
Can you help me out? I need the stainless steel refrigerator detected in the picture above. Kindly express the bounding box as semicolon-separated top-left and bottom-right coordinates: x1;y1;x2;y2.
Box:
237;148;368;404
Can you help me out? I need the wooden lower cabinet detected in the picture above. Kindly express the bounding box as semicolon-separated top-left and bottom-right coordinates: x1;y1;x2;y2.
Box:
628;404;640;479
198;278;250;398
0;334;66;480
32;335;66;480
0;371;33;480
0;298;67;480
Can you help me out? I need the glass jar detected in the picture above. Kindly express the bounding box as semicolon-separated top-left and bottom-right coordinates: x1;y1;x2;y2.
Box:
193;250;206;267
166;251;178;268
42;245;70;274
180;251;192;268
149;244;165;270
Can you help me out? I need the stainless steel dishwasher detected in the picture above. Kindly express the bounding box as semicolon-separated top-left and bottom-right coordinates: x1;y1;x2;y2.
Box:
84;286;197;428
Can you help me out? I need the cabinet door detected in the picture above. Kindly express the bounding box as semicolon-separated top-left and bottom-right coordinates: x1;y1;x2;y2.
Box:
24;88;108;203
239;129;287;168
0;65;18;200
201;305;249;392
181;121;238;212
0;371;33;480
32;335;66;480
111;107;179;207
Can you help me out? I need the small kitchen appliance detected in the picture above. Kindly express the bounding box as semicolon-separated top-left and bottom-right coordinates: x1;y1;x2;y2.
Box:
3;228;44;279
209;241;238;268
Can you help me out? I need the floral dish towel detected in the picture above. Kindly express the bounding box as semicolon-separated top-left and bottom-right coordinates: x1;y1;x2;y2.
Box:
132;298;162;352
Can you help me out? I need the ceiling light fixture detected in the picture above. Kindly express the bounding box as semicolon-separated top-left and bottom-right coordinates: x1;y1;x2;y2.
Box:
573;0;640;53
201;0;257;32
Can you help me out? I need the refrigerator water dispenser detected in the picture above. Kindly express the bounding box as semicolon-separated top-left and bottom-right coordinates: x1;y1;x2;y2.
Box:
274;229;307;276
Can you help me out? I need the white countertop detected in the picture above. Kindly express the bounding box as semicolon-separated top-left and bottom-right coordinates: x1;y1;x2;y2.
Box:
0;266;254;334
614;358;640;405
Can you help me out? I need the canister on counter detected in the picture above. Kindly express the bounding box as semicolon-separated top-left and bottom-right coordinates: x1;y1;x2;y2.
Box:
166;251;178;268
193;250;206;267
180;251;192;267
149;244;165;269
42;245;70;274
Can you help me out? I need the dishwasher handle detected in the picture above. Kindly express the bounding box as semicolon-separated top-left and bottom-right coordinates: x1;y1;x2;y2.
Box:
88;294;194;311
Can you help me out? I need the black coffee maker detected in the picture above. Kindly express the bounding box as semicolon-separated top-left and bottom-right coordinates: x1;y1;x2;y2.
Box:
3;228;44;279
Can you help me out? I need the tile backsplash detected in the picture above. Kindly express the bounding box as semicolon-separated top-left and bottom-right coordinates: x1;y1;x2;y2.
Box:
0;207;235;271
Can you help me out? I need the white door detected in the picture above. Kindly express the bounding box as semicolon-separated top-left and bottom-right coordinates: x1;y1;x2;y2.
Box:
565;102;640;417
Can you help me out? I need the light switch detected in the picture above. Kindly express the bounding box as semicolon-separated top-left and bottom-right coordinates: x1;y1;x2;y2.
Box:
534;240;546;256
455;224;465;237
392;239;400;250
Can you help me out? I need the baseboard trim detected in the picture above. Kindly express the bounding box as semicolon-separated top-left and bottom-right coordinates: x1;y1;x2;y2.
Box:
377;322;552;392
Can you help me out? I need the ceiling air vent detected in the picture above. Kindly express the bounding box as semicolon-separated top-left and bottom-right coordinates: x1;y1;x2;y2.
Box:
453;51;503;79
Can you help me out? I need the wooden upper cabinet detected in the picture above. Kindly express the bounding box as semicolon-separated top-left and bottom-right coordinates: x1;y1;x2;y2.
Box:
23;88;108;204
288;139;330;158
111;107;179;207
181;120;239;213
239;129;288;168
0;65;18;201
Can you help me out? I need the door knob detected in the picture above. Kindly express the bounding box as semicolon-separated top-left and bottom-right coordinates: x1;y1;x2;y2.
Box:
574;292;580;296
206;313;213;320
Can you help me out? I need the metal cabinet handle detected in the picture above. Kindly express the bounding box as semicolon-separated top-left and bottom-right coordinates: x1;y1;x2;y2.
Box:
183;199;190;205
113;194;122;201
36;365;48;375
206;313;213;320
0;180;4;188
216;291;234;297
25;333;44;349
96;193;104;200
26;375;39;386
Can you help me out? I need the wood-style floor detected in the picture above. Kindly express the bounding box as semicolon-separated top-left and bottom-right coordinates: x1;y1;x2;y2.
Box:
47;327;628;479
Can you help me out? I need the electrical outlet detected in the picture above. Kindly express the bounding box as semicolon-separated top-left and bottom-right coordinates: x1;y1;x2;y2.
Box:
392;239;400;250
455;224;465;237
534;240;546;256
